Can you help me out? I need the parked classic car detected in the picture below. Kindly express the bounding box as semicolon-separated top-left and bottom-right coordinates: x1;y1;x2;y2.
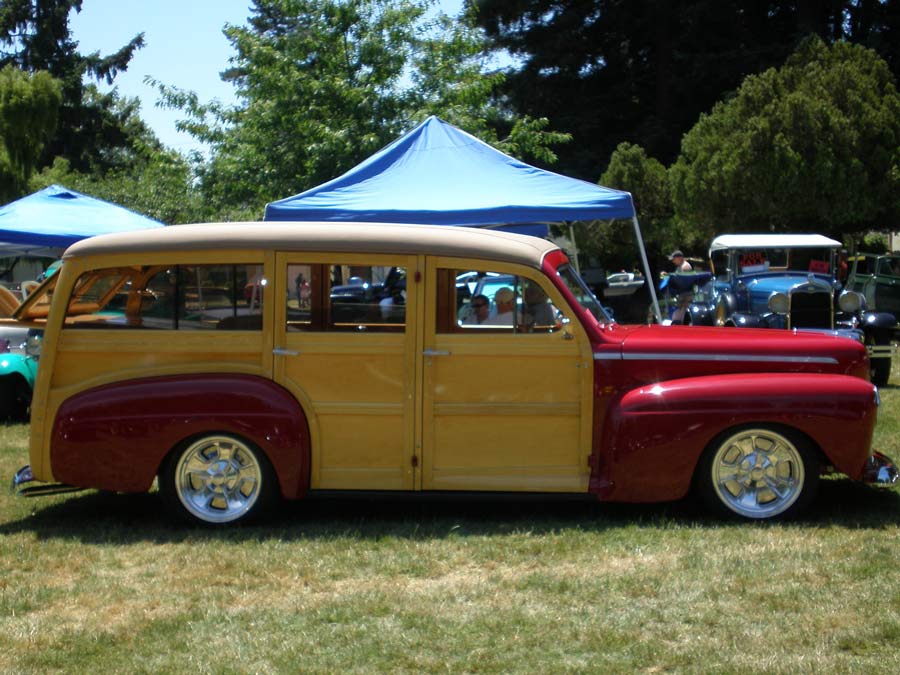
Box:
8;222;897;525
847;252;900;318
701;234;896;386
605;272;645;297
0;284;38;419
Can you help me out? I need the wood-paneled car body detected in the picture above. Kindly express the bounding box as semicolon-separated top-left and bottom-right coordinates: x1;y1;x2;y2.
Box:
9;223;897;524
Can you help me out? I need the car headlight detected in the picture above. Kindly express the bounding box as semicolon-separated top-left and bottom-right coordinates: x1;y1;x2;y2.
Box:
25;331;42;359
838;290;864;313
768;292;789;314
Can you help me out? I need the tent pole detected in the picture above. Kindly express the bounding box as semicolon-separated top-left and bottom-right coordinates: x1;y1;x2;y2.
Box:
567;222;581;273
633;216;661;323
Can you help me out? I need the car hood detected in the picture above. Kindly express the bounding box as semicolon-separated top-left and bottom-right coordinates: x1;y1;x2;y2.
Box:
742;273;832;296
601;324;869;380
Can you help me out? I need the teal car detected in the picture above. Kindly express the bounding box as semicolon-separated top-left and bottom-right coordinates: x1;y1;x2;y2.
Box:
0;339;37;419
0;261;59;419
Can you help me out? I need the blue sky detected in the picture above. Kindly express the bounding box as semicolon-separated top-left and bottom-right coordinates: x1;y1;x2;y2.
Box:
70;0;463;153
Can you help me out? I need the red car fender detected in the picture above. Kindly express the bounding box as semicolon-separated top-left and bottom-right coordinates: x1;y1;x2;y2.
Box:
51;374;311;498
596;372;878;502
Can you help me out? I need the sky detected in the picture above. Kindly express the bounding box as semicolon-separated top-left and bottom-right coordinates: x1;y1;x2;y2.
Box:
70;0;464;154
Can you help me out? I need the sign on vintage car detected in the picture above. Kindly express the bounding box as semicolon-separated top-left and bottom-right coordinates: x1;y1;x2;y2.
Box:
7;223;897;525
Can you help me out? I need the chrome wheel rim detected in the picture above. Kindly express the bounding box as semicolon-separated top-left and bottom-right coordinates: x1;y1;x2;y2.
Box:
174;436;262;524
711;429;805;519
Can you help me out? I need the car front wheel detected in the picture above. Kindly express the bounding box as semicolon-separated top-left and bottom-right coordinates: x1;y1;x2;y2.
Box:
160;434;276;525
697;426;818;520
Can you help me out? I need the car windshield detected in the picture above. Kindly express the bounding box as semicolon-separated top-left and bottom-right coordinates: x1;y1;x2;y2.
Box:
557;264;611;323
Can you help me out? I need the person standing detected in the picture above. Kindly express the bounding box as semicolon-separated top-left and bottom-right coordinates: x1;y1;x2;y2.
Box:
669;250;692;273
668;249;693;323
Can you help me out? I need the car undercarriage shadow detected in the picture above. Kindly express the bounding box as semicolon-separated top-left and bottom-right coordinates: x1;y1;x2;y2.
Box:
2;477;898;545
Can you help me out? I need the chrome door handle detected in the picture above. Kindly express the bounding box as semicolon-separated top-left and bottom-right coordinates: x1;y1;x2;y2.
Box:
273;347;300;356
422;349;451;357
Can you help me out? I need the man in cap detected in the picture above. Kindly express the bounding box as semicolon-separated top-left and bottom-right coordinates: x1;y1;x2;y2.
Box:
669;249;693;273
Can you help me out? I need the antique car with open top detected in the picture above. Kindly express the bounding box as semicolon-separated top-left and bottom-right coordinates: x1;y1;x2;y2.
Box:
8;222;897;525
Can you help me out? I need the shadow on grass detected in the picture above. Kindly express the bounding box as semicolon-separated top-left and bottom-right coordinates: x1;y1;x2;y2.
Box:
2;477;899;544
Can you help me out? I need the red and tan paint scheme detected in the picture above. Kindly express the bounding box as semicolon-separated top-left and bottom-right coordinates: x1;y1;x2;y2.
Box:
6;221;894;524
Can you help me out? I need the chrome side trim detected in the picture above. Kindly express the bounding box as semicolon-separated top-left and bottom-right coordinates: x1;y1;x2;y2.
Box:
593;352;839;364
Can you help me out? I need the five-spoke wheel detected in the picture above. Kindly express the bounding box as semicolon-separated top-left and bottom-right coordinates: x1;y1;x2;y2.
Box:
160;434;275;525
698;427;818;520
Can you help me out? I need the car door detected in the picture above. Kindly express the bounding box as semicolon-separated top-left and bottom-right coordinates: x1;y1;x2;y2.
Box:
419;257;594;493
273;253;422;490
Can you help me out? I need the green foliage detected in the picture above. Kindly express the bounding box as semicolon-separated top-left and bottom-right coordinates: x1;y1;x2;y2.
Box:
862;232;890;253
670;37;900;237
152;0;568;217
0;65;61;201
0;0;149;175
474;1;900;181
29;151;202;226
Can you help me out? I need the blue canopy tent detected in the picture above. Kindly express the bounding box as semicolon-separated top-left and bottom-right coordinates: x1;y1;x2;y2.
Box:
0;184;164;257
265;116;663;318
265;116;636;234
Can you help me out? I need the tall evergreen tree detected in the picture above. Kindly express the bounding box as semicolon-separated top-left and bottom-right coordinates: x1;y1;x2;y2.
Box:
472;0;900;180
0;0;151;173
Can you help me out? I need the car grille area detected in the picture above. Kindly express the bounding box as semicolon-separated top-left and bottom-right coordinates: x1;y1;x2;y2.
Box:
789;290;831;329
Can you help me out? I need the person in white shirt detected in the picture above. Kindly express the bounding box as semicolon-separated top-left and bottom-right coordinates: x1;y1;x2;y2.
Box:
488;287;515;325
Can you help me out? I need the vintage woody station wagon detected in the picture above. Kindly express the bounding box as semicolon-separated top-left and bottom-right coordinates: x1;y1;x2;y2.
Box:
9;222;898;524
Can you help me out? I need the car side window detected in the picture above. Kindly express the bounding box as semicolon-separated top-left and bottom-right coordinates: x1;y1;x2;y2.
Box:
63;264;265;330
285;263;406;332
439;268;563;334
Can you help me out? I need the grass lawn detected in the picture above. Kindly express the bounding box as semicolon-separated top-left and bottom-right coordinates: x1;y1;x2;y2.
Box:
2;367;899;674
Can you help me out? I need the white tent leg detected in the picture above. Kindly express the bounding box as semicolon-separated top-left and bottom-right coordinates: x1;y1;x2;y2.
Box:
633;216;661;323
567;222;581;274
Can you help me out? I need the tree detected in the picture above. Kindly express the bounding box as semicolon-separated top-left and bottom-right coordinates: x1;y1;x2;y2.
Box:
0;0;150;174
669;37;900;237
587;142;692;274
472;0;900;181
153;0;568;218
30;150;202;226
0;65;61;201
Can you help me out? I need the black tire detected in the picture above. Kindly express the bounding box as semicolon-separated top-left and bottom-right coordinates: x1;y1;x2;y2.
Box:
871;356;891;387
159;433;278;526
695;426;819;520
0;376;30;421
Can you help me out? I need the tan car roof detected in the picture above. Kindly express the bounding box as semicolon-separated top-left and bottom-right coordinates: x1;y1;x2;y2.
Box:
63;222;561;269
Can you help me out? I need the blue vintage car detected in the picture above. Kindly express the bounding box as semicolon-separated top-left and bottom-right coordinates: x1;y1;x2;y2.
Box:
704;234;896;386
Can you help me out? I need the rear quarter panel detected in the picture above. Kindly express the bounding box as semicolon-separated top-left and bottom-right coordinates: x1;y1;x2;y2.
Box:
49;374;311;498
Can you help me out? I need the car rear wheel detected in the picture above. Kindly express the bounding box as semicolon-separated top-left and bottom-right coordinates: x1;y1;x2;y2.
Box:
160;434;276;525
697;426;818;520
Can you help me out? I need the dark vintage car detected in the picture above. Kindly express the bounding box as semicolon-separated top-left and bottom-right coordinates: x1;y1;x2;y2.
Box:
847;252;900;321
697;234;896;386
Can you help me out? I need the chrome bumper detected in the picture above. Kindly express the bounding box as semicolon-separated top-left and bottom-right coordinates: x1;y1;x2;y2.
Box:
10;465;83;498
862;452;899;485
